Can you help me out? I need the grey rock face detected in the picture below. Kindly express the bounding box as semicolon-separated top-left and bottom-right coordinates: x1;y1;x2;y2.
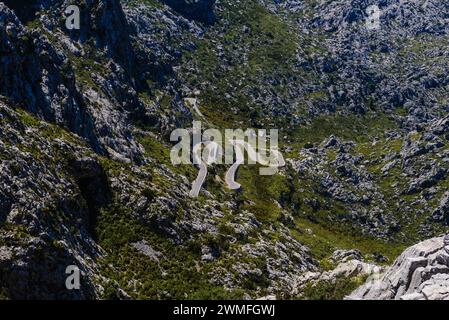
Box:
431;192;449;223
0;1;149;163
132;240;163;262
347;235;449;300
0;101;105;299
294;249;383;298
289;138;401;239
332;249;363;263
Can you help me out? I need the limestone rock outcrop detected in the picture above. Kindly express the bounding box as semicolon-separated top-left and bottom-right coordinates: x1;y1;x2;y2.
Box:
347;235;449;300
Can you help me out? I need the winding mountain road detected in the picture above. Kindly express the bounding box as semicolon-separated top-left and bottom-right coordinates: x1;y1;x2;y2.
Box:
189;139;285;197
189;141;220;197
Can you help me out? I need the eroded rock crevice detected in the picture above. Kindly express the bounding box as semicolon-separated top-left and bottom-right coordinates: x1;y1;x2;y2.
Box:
69;157;112;239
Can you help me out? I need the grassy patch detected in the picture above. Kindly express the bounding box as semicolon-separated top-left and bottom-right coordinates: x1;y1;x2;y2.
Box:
236;165;291;222
300;275;368;300
292;218;405;263
137;133;197;181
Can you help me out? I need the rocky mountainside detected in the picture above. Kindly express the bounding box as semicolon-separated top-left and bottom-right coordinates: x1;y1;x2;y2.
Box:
347;235;449;300
0;0;448;299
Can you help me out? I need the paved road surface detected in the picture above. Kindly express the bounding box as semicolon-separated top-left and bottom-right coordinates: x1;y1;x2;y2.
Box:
189;140;285;197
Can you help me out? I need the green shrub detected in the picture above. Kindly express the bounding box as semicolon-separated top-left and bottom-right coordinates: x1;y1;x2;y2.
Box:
301;275;368;300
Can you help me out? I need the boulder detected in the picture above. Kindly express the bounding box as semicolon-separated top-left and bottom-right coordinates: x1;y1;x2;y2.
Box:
346;235;449;300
